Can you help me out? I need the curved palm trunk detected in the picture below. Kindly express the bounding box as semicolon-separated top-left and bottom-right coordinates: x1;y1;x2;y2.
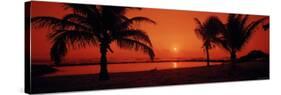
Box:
99;43;109;80
205;46;210;66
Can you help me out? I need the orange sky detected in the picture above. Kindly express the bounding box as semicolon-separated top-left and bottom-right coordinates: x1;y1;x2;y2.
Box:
30;1;269;63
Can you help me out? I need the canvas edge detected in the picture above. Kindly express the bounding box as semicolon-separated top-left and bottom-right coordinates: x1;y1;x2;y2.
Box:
24;1;32;94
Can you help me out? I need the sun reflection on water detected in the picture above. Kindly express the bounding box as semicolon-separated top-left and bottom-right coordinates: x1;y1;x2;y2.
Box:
173;62;178;68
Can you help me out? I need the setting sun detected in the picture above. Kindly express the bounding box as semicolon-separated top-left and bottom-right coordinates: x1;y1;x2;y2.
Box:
173;47;178;52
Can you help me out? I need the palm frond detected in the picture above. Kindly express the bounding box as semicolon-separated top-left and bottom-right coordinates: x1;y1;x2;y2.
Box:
120;16;156;30
115;38;155;60
113;29;152;46
204;16;225;35
31;16;63;29
194;18;203;28
244;17;267;33
63;14;87;24
102;6;128;16
193;18;205;39
238;17;267;50
218;14;267;52
63;14;95;31
240;15;249;28
194;16;224;49
213;37;231;52
227;14;236;25
64;4;96;16
32;16;90;32
64;4;102;29
50;29;99;49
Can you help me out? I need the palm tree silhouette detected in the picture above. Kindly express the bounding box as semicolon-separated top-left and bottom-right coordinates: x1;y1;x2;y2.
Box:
215;14;266;66
194;16;224;66
32;4;155;80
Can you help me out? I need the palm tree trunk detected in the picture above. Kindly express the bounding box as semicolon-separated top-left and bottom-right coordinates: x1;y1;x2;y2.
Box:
205;46;210;66
230;51;237;64
229;50;237;75
54;59;61;65
99;43;109;80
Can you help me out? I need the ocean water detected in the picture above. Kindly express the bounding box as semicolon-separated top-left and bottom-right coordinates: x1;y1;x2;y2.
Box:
45;62;222;77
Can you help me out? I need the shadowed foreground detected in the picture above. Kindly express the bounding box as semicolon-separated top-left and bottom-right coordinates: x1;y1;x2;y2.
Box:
31;61;269;93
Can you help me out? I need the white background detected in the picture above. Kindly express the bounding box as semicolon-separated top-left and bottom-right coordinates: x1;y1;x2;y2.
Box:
0;0;279;95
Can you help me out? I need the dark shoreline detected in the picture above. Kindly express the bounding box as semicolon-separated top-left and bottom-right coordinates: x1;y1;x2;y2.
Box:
34;59;229;67
31;61;269;94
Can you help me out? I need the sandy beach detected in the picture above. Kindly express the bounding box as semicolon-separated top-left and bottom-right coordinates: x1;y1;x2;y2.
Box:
31;61;269;93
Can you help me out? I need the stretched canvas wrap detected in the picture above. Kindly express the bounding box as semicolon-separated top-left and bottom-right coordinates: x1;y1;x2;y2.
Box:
25;1;270;94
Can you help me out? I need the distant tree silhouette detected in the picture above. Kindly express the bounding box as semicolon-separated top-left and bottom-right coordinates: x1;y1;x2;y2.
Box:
238;50;269;62
215;14;266;67
32;4;155;80
194;16;224;66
